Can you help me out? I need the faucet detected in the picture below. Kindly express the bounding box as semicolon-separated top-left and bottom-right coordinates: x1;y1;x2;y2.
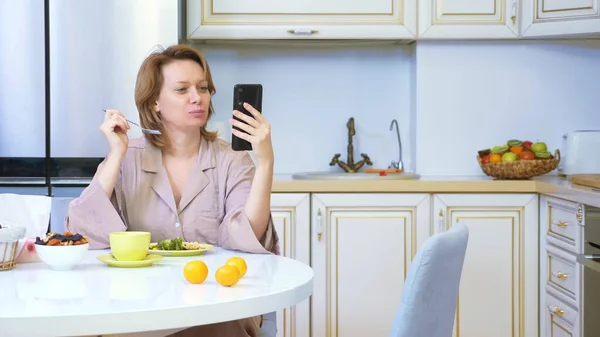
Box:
389;119;404;171
330;117;373;173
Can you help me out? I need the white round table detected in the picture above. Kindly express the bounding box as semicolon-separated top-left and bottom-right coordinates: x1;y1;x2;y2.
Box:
0;248;314;337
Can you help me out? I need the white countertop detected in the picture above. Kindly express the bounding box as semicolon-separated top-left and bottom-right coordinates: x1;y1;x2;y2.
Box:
0;248;314;337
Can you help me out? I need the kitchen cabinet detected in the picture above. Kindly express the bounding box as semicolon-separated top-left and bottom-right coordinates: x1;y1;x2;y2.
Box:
521;0;600;38
310;193;432;337
417;0;520;39
185;0;417;41
539;195;584;337
270;193;311;337
185;0;600;41
432;193;540;337
271;192;539;337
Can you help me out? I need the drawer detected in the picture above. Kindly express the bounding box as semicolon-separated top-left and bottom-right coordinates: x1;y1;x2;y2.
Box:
544;197;583;252
546;245;580;303
545;291;580;336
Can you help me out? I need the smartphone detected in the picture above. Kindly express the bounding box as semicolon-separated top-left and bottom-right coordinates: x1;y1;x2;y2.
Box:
232;84;263;151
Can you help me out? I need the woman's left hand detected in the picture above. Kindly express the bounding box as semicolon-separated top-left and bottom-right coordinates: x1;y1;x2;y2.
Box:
230;102;274;165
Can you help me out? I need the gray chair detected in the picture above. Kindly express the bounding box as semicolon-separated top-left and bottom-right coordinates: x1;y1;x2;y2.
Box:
389;222;469;337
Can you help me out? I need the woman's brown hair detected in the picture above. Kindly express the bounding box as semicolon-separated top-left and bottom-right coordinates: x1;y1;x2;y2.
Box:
134;44;218;148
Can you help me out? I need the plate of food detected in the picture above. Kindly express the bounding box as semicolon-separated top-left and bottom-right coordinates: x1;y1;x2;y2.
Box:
148;237;214;256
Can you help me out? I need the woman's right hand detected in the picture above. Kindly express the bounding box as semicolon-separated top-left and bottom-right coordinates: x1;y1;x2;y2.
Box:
100;109;130;157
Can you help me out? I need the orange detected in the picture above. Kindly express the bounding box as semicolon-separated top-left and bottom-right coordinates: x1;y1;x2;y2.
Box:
183;260;209;284
489;154;502;163
225;257;247;278
215;265;240;287
510;146;523;156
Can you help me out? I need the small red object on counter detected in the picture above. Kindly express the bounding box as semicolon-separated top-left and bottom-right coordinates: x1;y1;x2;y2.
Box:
379;171;387;176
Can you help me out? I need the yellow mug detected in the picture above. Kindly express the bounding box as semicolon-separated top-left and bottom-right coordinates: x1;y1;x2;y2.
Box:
109;231;151;261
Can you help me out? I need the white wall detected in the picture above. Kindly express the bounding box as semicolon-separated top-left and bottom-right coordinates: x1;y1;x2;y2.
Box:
196;40;600;176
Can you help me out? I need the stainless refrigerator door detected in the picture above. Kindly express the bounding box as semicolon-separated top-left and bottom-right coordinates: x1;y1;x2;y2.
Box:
49;0;179;158
0;0;46;157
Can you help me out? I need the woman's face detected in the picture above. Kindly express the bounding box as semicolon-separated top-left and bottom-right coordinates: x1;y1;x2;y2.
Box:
155;59;211;132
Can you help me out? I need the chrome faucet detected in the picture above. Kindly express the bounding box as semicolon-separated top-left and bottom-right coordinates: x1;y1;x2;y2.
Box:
389;119;403;171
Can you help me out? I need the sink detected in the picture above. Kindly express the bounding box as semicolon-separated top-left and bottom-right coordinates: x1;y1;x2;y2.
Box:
291;171;420;181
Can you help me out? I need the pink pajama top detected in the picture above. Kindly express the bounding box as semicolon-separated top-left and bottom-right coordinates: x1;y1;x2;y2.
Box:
65;136;279;256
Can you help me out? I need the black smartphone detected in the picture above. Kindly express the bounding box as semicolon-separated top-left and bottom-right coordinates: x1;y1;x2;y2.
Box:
232;84;263;151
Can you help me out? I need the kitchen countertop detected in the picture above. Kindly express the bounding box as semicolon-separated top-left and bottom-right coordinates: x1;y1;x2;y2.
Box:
535;176;600;208
270;174;540;192
2;175;598;208
270;174;600;208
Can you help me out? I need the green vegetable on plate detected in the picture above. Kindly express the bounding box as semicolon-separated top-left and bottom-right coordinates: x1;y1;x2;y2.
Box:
156;237;184;251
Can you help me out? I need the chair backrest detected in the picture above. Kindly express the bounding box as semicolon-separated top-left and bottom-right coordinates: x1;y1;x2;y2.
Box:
389;222;469;337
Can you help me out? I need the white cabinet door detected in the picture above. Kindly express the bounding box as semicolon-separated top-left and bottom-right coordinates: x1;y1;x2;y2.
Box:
418;0;519;38
270;193;311;337
521;0;600;37
310;193;432;337
433;193;539;337
186;0;417;40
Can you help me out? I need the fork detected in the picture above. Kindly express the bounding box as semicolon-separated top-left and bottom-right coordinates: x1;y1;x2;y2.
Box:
102;109;161;135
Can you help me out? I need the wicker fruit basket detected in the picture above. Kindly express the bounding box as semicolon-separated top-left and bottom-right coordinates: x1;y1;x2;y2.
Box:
477;149;561;180
0;223;26;271
0;241;19;271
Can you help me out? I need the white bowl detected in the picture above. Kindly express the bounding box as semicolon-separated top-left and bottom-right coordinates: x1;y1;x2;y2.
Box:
35;243;90;271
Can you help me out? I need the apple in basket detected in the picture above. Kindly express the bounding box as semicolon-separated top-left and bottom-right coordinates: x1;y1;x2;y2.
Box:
34;231;90;271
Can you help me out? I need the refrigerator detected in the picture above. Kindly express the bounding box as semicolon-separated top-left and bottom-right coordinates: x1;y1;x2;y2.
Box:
0;0;180;232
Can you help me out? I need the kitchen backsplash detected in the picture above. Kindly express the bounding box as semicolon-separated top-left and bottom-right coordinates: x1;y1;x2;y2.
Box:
197;40;600;175
198;43;415;174
415;40;600;176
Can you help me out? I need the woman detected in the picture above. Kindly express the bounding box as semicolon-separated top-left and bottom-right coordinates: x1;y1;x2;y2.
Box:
65;44;279;336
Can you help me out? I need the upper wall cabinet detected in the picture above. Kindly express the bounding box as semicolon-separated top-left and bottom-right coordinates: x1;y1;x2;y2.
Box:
521;0;600;37
418;0;520;39
185;0;417;41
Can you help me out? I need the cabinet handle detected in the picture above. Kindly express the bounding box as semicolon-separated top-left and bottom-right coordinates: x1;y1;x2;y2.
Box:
511;0;517;24
317;208;323;241
548;305;565;317
553;271;568;280
438;209;445;232
555;221;568;228
287;29;319;35
576;204;583;224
